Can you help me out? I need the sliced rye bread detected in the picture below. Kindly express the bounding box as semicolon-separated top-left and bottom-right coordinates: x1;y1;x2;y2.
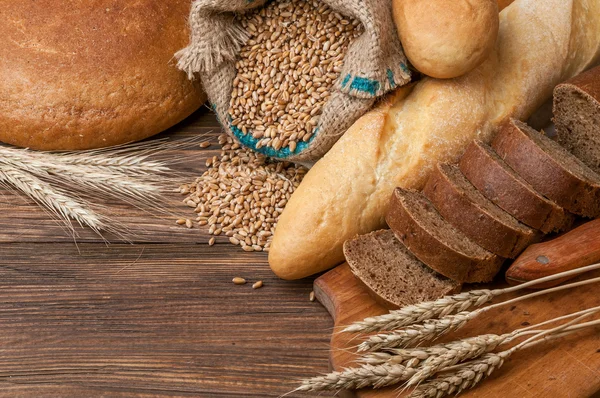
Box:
492;118;600;218
344;230;461;309
386;188;504;283
459;140;574;233
553;66;600;173
423;163;541;258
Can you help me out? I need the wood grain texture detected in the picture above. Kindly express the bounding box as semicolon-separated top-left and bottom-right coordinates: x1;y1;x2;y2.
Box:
314;264;600;398
507;218;600;287
0;108;333;397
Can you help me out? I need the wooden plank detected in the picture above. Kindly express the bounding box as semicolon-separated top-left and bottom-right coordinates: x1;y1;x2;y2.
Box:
314;264;600;398
0;108;334;396
0;242;333;397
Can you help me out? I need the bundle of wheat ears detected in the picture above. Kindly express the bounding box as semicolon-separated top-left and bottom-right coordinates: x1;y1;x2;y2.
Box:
295;263;600;397
0;140;182;237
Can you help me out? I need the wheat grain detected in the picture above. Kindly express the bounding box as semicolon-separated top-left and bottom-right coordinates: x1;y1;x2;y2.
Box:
228;0;362;152
252;280;263;289
178;134;306;252
232;277;247;285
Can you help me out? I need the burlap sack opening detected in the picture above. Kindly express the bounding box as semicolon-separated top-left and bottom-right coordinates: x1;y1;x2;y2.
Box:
177;0;411;164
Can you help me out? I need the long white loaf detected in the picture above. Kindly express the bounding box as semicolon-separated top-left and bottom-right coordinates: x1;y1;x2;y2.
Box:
269;0;600;280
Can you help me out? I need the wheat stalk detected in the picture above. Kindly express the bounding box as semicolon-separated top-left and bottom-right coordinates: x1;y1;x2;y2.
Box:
405;307;600;387
344;262;600;334
358;334;503;367
0;146;170;175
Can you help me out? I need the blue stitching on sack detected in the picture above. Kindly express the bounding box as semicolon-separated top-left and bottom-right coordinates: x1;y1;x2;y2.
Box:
386;69;395;88
228;117;316;158
341;74;351;88
350;76;380;96
400;62;409;74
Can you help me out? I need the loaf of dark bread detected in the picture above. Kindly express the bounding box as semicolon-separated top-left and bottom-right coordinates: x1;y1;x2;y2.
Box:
344;230;461;309
386;188;504;283
423;163;541;258
554;65;600;173
492;119;600;218
459;140;574;233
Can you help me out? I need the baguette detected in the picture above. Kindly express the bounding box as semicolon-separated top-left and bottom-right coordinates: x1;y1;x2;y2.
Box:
269;0;600;280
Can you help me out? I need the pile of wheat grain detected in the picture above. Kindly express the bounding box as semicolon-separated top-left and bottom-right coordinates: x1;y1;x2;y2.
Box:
228;0;361;152
177;134;306;251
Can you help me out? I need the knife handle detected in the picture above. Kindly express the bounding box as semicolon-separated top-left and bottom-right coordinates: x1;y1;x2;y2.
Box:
506;218;600;288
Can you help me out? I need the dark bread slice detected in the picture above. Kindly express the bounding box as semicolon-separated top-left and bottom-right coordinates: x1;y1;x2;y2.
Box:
344;230;461;309
423;163;541;258
553;66;600;173
492;118;600;218
386;188;504;283
459;140;574;233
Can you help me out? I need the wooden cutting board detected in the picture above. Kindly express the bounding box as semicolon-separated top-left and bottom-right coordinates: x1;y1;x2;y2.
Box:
314;264;600;398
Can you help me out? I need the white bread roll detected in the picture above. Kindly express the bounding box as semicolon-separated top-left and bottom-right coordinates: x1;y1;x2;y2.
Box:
393;0;499;79
269;0;600;280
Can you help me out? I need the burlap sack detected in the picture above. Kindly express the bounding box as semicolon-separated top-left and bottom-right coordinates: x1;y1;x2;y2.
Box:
176;0;411;164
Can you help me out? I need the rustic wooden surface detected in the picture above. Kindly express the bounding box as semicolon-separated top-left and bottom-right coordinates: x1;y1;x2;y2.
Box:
314;264;600;398
506;219;600;287
0;107;334;397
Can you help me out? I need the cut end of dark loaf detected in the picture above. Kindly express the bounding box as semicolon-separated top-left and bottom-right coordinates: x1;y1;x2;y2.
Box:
494;118;600;218
387;188;504;283
424;163;539;258
344;229;461;309
554;80;600;173
460;140;574;233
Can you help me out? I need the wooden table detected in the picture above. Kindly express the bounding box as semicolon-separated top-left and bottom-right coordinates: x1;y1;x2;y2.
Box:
0;108;333;397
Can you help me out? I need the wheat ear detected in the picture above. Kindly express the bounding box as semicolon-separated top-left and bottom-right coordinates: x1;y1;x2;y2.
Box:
409;314;600;398
0;166;106;233
358;312;475;352
359;305;600;367
343;290;495;334
296;311;600;393
343;262;600;334
404;307;600;387
0;137;196;237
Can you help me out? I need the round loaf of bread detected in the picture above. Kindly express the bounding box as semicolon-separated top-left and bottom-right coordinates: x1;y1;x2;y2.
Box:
0;1;205;150
392;0;499;79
